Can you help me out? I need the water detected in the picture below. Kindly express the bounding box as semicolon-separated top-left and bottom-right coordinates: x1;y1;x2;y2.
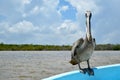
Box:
0;51;120;80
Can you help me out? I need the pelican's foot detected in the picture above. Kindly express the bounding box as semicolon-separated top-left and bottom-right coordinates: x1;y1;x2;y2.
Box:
80;68;87;74
87;68;94;76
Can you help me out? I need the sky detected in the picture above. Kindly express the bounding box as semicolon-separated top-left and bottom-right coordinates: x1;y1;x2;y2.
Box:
0;0;120;45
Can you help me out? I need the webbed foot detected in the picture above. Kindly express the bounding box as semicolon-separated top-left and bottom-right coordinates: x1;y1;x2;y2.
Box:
87;68;94;76
80;68;87;74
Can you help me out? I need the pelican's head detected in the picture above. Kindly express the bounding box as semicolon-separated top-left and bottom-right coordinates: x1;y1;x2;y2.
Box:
85;11;92;19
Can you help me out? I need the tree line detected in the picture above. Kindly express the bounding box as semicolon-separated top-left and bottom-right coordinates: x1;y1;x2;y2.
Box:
0;43;120;51
0;43;71;51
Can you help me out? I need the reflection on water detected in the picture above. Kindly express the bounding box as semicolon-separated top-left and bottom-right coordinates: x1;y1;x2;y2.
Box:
0;51;120;80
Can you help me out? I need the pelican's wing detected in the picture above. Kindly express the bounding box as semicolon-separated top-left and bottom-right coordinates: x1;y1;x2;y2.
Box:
71;38;84;56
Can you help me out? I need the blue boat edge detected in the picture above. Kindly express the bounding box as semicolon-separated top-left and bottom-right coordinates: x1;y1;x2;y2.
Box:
42;64;120;80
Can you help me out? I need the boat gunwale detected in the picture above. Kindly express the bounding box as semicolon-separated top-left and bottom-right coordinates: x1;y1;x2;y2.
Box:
42;64;120;80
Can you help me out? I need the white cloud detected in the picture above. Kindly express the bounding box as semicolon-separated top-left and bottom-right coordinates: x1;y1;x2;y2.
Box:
43;0;59;8
0;0;103;44
8;20;39;33
51;20;85;44
0;0;62;44
62;5;69;11
66;0;101;16
39;0;59;17
14;0;32;14
57;5;69;16
21;0;32;5
22;5;41;17
0;21;41;44
21;0;60;19
30;6;41;15
57;20;79;34
8;0;87;44
60;5;69;11
37;0;59;15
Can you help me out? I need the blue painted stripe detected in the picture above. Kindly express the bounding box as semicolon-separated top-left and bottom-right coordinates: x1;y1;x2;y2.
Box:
42;64;120;80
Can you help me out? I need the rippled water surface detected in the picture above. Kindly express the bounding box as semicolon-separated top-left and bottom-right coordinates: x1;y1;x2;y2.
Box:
0;51;120;80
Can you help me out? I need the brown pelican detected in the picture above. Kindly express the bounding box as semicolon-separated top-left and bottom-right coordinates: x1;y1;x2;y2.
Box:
69;11;96;75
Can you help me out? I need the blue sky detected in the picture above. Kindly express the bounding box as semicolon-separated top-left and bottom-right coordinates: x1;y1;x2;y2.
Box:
0;0;120;45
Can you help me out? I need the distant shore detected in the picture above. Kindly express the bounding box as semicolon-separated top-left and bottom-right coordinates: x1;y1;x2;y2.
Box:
0;43;120;51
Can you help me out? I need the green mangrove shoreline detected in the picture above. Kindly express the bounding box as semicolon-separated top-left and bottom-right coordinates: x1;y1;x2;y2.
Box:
0;43;120;51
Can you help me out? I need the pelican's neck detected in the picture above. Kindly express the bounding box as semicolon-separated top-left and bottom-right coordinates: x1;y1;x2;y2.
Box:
86;12;92;41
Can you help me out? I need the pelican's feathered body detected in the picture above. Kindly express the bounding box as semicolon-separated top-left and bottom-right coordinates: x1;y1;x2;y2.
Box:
69;11;96;75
